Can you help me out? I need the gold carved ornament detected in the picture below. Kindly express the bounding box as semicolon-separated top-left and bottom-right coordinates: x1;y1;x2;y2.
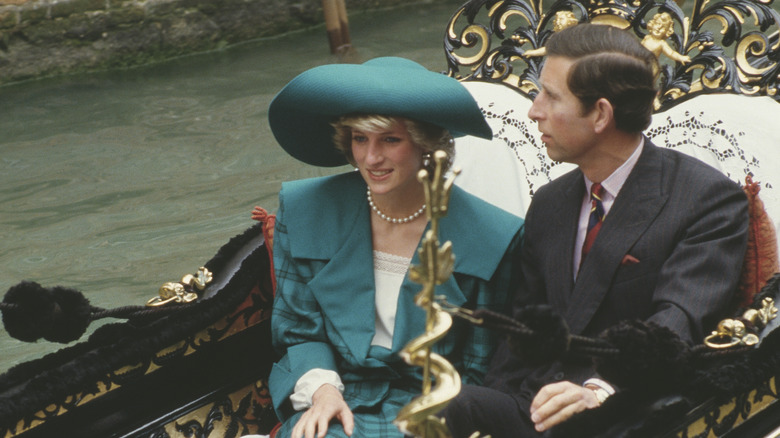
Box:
704;297;778;349
445;0;780;109
146;266;213;306
393;151;462;438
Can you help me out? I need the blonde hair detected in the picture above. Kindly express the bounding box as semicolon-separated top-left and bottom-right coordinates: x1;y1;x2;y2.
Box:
331;114;455;174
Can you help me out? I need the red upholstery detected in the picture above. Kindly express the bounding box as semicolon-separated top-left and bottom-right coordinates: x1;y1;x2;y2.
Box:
738;176;780;307
252;206;278;295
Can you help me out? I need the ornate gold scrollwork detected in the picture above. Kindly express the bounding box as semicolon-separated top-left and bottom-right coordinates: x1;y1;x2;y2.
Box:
737;33;776;77
522;11;579;58
447;7;494;69
704;297;778;349
445;0;547;90
394;151;461;438
146;266;212;306
444;0;780;110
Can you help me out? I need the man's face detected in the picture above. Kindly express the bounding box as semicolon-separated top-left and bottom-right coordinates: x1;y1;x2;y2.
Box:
528;56;599;166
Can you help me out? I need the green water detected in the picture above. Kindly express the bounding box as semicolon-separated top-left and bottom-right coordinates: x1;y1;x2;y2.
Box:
0;0;464;372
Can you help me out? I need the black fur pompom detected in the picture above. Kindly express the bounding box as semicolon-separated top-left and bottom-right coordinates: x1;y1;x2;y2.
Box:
595;320;693;394
2;281;92;343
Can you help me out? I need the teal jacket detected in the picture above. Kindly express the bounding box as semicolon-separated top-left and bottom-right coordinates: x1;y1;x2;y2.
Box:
269;171;523;422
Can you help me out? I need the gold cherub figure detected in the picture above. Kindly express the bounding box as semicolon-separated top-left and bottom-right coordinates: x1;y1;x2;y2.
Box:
551;11;579;32
519;11;579;58
641;12;691;65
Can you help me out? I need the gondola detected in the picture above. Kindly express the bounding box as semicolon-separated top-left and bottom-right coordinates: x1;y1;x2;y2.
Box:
3;0;780;436
0;222;279;437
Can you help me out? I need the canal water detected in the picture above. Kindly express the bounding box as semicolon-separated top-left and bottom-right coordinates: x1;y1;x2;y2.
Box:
0;0;465;372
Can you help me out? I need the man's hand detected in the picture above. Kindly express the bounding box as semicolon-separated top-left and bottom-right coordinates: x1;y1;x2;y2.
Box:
291;384;354;438
529;381;600;432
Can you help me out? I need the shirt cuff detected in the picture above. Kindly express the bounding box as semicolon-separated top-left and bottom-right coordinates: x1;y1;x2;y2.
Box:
290;368;344;411
582;378;616;395
583;378;616;404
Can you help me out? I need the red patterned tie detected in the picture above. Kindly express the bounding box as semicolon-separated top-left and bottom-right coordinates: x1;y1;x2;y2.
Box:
582;183;605;259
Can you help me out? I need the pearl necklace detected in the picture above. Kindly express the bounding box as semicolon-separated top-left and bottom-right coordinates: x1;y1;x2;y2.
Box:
367;188;426;224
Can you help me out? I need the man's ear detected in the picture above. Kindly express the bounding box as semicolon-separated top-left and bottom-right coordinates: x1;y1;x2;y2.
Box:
592;98;614;134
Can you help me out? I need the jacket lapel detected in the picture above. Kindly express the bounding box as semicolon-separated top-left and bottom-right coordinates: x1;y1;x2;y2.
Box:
566;142;670;334
287;173;378;365
390;253;461;354
546;172;583;313
289;175;523;364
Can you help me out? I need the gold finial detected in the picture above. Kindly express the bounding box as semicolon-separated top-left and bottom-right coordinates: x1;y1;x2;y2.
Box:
394;151;461;438
704;297;778;349
146;266;212;306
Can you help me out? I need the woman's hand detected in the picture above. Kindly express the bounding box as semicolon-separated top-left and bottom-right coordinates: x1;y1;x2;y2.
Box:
529;381;600;432
251;206;267;222
291;384;354;438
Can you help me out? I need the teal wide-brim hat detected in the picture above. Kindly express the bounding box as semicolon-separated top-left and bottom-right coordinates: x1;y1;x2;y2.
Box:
268;57;493;167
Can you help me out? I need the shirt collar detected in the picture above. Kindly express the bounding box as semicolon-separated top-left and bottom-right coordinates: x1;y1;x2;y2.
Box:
584;137;644;199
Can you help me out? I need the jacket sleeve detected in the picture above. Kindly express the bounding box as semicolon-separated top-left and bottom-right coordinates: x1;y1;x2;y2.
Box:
646;174;749;344
268;188;340;421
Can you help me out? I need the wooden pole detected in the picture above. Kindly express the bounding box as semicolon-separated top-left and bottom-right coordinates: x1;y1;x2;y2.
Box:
322;0;343;54
335;0;351;48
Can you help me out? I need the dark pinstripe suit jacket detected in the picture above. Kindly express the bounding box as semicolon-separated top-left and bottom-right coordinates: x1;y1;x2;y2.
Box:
485;140;749;408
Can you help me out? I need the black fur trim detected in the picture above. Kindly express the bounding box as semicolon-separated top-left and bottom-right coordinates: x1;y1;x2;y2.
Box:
507;305;570;366
595;320;694;394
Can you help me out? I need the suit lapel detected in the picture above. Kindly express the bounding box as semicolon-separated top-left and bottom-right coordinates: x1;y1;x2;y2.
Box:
566;142;670;334
546;172;583;313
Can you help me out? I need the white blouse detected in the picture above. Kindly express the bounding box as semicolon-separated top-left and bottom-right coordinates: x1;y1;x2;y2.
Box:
371;250;410;348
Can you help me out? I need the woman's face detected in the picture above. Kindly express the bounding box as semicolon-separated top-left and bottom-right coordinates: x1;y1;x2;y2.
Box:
350;119;424;197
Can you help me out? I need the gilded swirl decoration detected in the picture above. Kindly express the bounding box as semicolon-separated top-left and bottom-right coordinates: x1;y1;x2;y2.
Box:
444;0;780;111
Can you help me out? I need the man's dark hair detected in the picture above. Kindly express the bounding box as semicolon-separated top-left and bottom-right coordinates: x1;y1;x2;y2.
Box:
546;24;659;133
